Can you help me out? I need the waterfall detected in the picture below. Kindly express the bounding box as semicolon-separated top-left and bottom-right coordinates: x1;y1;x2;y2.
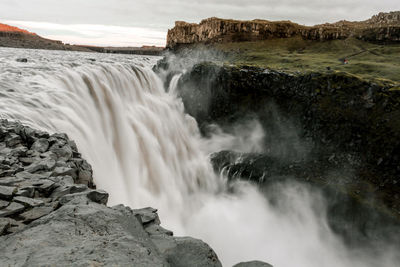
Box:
0;50;397;267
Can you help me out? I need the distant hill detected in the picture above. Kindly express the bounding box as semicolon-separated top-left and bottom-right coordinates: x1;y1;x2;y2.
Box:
0;23;35;35
0;23;91;52
77;45;165;56
166;11;400;49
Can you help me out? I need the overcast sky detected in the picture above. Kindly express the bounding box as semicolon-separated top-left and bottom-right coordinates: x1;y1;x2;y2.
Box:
0;0;398;46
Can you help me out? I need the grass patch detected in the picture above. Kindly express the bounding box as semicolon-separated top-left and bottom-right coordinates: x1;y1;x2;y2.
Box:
212;36;400;83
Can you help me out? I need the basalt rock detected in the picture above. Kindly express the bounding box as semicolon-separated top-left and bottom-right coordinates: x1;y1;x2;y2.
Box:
0;119;222;266
166;11;400;49
171;61;400;223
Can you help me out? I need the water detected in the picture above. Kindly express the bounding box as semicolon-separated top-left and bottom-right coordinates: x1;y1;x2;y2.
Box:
0;47;398;267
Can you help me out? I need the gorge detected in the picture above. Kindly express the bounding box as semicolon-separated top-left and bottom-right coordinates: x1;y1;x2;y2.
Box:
0;10;400;267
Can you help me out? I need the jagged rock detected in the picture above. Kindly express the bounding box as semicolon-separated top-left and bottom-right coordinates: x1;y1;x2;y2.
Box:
5;217;26;233
35;179;56;195
59;189;109;205
24;158;56;172
0;169;15;177
51;166;76;178
20;205;55;222
0;218;10;235
0;120;223;266
134;207;161;225
49;144;73;161
0;202;25;217
13;196;44;207
0;200;9;209
30;138;49;153
233;261;273;267
18;157;37;165
51;184;88;199
16;170;50;180
0;176;24;186
15;187;35;198
5;133;21;147
0;185;16;200
144;224;173;236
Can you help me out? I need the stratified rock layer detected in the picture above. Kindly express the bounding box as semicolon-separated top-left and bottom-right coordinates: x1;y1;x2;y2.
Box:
167;11;400;49
0;120;222;267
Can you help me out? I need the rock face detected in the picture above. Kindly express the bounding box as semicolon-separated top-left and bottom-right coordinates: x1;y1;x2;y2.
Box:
0;120;222;267
166;11;400;49
163;61;400;220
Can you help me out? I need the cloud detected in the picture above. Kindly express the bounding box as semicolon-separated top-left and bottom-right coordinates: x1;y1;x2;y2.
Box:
0;0;398;45
2;20;166;47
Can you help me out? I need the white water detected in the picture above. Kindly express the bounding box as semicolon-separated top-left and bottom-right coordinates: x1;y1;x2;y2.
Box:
0;47;398;267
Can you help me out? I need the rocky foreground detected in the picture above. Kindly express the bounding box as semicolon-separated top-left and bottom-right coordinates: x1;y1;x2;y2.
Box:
0;120;230;267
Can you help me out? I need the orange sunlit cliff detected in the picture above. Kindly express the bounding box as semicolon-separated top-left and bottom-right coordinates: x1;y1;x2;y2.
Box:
0;23;35;35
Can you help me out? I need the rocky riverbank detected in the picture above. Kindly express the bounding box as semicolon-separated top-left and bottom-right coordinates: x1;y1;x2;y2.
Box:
0;120;225;267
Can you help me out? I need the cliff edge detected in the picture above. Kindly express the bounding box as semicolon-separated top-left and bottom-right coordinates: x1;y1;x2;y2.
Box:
166;11;400;49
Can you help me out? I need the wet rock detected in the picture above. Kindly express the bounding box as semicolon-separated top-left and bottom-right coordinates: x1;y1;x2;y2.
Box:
16;58;28;63
0;185;16;200
234;261;274;267
0;202;25;217
30;138;49;153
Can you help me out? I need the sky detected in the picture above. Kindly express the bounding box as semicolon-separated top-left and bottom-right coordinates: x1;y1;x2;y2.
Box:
0;0;398;47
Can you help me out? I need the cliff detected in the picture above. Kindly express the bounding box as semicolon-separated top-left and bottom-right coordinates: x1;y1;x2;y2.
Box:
166;11;400;49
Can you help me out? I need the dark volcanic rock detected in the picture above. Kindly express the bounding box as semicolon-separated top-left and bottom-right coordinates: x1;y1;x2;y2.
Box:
0;119;223;266
173;62;400;220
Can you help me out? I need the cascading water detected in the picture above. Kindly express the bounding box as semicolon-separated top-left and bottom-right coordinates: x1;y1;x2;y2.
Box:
0;47;398;267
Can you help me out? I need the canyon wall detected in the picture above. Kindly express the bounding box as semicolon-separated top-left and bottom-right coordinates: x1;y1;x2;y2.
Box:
166;11;400;49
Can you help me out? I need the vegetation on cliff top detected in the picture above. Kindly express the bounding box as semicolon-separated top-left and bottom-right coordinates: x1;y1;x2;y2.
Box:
212;36;400;83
